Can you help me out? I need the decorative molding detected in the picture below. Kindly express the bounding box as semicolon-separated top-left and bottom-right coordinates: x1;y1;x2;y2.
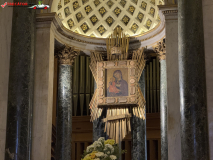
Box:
158;5;178;20
162;10;178;14
56;45;80;65
155;39;166;60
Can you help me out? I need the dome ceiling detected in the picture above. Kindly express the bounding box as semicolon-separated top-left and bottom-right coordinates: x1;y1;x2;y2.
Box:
56;0;164;38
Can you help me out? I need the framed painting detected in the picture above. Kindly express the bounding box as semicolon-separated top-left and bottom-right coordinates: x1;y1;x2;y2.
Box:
97;60;138;107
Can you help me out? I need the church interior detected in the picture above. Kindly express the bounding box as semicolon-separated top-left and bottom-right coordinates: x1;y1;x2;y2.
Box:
0;0;213;159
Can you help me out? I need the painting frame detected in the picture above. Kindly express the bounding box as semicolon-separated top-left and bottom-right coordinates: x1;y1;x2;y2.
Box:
97;60;138;106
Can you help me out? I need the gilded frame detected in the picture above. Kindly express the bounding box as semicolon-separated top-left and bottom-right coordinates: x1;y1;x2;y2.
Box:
97;60;138;106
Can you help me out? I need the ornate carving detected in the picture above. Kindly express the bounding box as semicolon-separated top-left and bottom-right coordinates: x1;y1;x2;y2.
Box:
56;45;79;65
131;23;139;33
122;15;130;25
155;39;166;60
97;25;106;35
106;16;114;27
128;5;135;15
114;7;121;17
162;10;178;14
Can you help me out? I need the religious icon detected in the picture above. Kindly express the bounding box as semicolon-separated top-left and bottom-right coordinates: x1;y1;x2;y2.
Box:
106;69;128;97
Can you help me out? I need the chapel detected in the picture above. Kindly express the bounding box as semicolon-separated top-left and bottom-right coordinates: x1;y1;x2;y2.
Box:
0;0;212;160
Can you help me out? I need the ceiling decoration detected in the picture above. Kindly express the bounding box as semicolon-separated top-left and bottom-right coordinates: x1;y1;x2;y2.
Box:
99;7;107;17
56;0;164;38
76;12;84;22
73;1;80;11
107;0;114;8
82;0;89;4
113;7;121;17
67;18;74;29
128;5;135;15
90;15;99;25
64;0;70;5
106;16;114;27
131;23;139;33
141;1;147;10
94;0;100;6
119;0;126;7
97;25;107;35
81;22;89;33
85;5;92;14
122;15;130;26
137;12;144;23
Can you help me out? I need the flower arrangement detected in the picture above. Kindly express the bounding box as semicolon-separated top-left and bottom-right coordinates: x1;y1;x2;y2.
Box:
81;137;126;160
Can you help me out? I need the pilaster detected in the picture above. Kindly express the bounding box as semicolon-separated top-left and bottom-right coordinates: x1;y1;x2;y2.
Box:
158;5;181;160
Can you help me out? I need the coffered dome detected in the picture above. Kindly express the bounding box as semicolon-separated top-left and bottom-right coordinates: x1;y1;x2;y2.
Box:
55;0;164;38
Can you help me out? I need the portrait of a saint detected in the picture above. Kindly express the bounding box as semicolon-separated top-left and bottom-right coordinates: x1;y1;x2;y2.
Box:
106;69;128;97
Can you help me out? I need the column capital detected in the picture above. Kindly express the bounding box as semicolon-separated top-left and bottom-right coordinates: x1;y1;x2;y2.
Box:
155;40;166;61
56;45;80;65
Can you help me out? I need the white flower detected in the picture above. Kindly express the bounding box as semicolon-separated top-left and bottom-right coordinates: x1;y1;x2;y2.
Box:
86;145;94;153
107;151;110;154
104;144;114;154
110;155;117;160
98;137;105;143
93;141;103;150
95;152;104;157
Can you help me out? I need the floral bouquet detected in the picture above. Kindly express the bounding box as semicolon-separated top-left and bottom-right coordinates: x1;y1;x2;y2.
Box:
81;137;125;160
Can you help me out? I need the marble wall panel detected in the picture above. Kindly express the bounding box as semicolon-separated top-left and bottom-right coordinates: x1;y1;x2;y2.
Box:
0;1;13;159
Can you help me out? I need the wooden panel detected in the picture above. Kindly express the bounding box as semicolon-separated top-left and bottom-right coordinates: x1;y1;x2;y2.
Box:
76;142;82;160
72;142;75;160
158;139;161;160
125;141;131;160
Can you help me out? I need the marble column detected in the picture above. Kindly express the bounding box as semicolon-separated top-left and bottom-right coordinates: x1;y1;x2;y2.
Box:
4;0;36;159
203;0;213;159
131;69;147;160
178;0;209;159
156;40;168;160
93;82;107;141
55;46;78;160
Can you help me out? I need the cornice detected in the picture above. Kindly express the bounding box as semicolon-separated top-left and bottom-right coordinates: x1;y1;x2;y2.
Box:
158;5;178;20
